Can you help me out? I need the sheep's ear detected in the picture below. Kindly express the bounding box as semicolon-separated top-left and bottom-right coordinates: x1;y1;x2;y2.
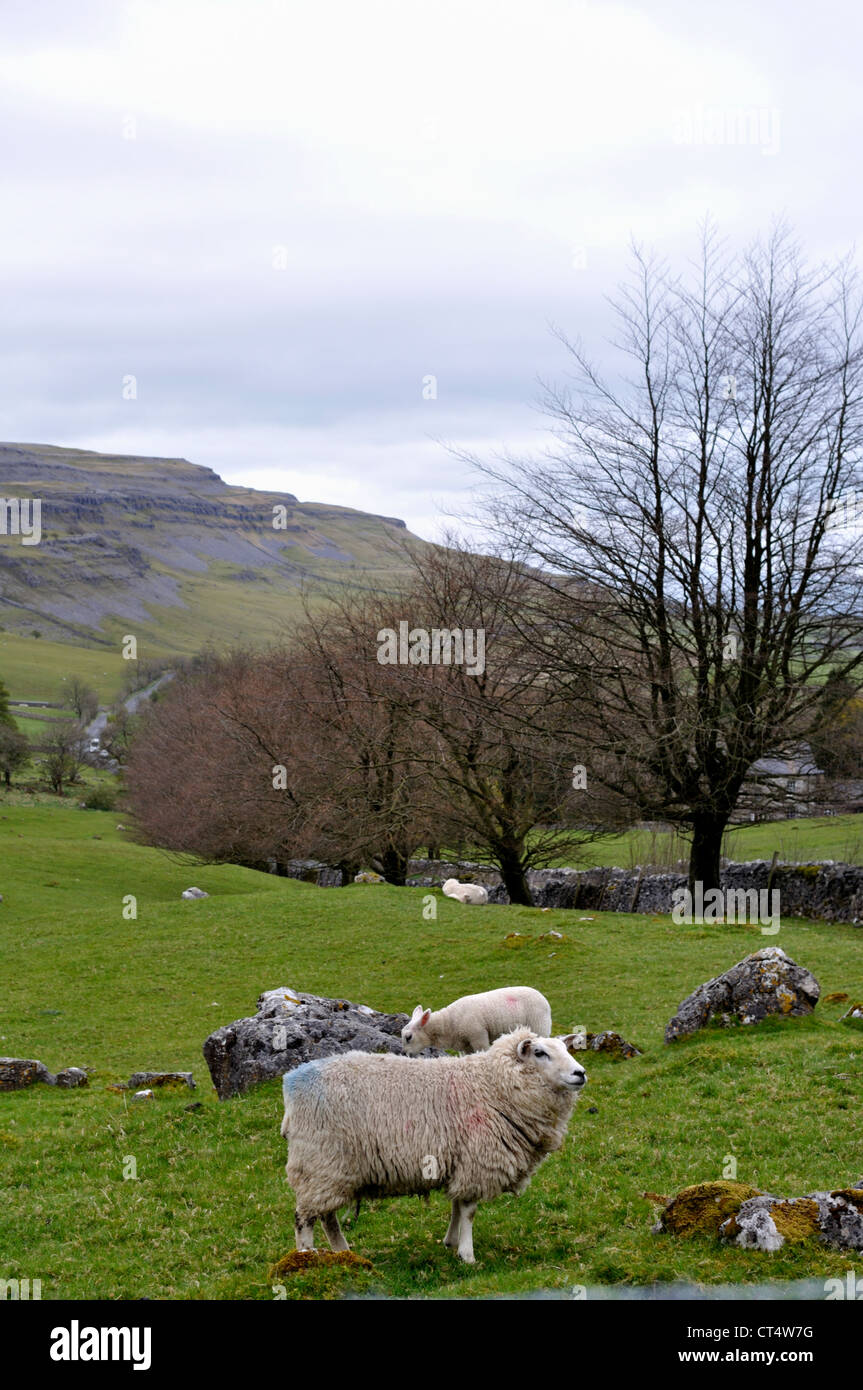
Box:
420;1008;432;1027
517;1036;533;1060
411;1005;424;1021
561;1033;583;1053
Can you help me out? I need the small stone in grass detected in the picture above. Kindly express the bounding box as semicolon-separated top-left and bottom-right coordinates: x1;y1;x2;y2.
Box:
54;1067;88;1088
125;1071;196;1090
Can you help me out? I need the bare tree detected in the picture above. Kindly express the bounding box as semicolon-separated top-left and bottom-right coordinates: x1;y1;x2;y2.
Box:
63;677;99;724
0;724;29;788
476;224;863;891
125;628;433;885
43;721;87;795
394;542;626;903
100;704;137;765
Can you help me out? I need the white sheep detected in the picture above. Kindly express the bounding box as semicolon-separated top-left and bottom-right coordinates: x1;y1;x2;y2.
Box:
280;1027;586;1262
442;877;489;905
402;985;552;1055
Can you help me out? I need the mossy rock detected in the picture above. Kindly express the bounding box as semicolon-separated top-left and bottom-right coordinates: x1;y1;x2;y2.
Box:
268;1249;374;1278
769;1198;821;1242
656;1181;762;1236
830;1187;863;1211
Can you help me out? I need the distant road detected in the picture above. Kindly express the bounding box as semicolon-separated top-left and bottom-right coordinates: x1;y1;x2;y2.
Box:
84;671;175;748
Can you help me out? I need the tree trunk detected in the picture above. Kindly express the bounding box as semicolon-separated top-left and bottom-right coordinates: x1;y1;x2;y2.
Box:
379;848;408;886
688;812;728;897
336;858;361;884
497;847;533;906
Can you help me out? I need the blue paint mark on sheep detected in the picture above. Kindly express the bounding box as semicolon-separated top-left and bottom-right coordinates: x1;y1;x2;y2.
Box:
282;1059;328;1103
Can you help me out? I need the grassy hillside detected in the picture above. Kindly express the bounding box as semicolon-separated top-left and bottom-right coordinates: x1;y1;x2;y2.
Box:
0;631;127;705
0;442;424;675
1;804;861;1299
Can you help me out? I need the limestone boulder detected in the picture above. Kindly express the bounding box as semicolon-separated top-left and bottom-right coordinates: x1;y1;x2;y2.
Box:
203;987;441;1099
653;1178;863;1252
721;1186;863;1252
0;1058;57;1090
665;946;820;1043
0;1058;88;1090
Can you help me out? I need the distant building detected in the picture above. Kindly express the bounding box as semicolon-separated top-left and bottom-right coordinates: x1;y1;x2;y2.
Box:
735;744;825;821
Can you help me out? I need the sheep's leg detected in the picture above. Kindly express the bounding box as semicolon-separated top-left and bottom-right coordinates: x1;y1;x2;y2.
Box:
443;1199;462;1248
294;1212;317;1250
457;1201;478;1263
321;1210;350;1253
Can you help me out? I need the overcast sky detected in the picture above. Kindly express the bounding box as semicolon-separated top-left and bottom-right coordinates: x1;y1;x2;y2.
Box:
1;0;860;540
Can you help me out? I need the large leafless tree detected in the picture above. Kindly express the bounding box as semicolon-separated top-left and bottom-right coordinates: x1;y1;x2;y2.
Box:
392;542;625;903
477;225;863;890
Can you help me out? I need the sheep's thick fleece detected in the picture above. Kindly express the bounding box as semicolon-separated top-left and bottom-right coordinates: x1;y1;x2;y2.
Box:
281;1027;584;1260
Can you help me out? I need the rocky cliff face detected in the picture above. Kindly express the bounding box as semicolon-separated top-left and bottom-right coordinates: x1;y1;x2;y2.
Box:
0;442;413;650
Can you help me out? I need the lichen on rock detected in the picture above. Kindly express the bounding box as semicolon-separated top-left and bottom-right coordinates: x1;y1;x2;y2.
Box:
652;1181;762;1237
665;947;820;1043
658;1178;863;1252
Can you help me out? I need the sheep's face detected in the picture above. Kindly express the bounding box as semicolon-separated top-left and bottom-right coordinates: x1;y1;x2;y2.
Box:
402;1005;432;1056
516;1033;587;1093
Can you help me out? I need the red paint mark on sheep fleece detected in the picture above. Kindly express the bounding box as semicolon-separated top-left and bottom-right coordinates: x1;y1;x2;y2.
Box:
466;1107;489;1131
506;995;518;1007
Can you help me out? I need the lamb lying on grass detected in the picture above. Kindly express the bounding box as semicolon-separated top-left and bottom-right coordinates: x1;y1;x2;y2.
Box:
281;1028;586;1262
401;985;552;1055
442;877;489;905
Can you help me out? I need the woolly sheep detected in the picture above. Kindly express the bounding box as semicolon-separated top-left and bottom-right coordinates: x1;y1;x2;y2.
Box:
402;985;552;1055
280;1027;586;1262
442;877;489;905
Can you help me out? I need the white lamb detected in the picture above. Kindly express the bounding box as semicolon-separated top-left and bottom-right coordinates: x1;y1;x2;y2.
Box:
280;1028;586;1262
442;877;489;905
402;985;552;1055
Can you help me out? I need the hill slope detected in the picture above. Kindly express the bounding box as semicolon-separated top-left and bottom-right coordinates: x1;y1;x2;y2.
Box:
0;442;420;663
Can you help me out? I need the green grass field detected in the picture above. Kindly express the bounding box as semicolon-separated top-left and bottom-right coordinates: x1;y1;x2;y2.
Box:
1;802;862;1299
0;631;127;704
553;814;863;871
